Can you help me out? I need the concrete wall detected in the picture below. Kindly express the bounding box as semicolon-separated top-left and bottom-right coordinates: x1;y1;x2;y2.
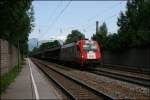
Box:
0;39;21;75
102;48;150;71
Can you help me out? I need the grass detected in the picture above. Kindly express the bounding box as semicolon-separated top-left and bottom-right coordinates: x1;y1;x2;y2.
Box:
0;62;23;95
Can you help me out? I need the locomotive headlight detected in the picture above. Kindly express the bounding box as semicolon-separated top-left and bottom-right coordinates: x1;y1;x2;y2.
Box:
82;55;84;58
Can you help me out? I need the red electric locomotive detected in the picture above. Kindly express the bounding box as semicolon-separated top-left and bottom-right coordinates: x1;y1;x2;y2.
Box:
60;39;102;66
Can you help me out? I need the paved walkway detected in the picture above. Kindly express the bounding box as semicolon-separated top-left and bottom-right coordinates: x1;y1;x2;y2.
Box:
1;58;61;99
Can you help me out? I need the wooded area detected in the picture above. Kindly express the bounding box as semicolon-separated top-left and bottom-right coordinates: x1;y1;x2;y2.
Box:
92;0;150;52
0;0;34;55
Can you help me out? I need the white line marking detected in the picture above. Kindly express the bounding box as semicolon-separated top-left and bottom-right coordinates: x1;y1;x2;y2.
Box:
28;58;39;99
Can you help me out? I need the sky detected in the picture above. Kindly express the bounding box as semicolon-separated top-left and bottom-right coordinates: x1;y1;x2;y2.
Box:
29;1;127;41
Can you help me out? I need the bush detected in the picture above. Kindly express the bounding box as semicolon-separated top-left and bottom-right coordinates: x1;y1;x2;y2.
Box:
0;63;23;95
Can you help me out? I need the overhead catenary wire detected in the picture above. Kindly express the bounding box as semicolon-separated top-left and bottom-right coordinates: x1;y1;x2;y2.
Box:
43;0;72;36
54;13;118;41
67;13;120;40
70;1;124;29
42;1;125;40
54;1;124;40
71;2;125;36
63;12;119;34
78;13;118;33
45;1;63;27
87;1;123;22
37;1;62;37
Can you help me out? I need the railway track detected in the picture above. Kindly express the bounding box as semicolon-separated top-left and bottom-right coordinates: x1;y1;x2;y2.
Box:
98;64;149;75
88;67;150;88
32;59;112;100
31;58;150;99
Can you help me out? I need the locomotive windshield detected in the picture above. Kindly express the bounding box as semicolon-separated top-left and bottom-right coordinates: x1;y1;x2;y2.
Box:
83;41;97;52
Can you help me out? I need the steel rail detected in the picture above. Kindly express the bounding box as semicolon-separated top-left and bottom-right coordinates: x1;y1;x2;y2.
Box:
32;59;112;100
33;61;74;99
88;68;150;88
99;64;149;75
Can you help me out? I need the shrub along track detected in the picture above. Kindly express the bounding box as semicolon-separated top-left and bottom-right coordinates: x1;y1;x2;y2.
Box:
32;58;111;100
31;58;150;99
0;63;23;95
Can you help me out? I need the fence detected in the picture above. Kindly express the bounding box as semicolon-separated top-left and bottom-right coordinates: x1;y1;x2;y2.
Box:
102;48;150;71
0;39;21;75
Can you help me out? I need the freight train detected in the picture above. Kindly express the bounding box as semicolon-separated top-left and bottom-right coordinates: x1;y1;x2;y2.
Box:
33;39;102;67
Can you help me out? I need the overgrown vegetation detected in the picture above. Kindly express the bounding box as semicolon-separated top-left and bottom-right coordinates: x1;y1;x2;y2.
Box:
0;0;34;56
38;40;61;51
92;0;150;52
65;30;85;44
0;63;23;95
30;40;61;55
0;0;33;95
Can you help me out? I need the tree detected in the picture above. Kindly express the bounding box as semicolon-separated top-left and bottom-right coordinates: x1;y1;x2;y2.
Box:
38;40;60;51
97;22;108;36
92;22;108;50
117;0;150;48
65;30;85;43
92;0;150;52
106;34;122;52
0;0;34;56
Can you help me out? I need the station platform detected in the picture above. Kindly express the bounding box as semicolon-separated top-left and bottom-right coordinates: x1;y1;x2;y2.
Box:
1;58;61;99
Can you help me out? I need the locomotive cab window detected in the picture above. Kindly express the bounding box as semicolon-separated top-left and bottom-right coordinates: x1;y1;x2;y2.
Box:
83;42;97;52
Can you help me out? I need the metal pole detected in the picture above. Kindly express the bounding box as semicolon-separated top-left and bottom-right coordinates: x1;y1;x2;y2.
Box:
96;21;99;34
17;39;20;72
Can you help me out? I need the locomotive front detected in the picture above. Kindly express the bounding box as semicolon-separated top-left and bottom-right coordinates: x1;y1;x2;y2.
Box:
79;40;102;66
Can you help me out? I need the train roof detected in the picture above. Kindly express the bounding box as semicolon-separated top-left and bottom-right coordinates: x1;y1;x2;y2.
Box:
61;39;98;49
33;46;61;56
61;42;77;49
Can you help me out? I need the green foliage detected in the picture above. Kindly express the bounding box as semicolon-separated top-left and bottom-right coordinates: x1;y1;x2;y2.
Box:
97;22;108;36
106;34;122;52
117;0;150;48
30;40;61;55
93;0;150;52
0;0;34;56
38;40;61;51
0;64;23;95
92;22;108;51
65;30;85;43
